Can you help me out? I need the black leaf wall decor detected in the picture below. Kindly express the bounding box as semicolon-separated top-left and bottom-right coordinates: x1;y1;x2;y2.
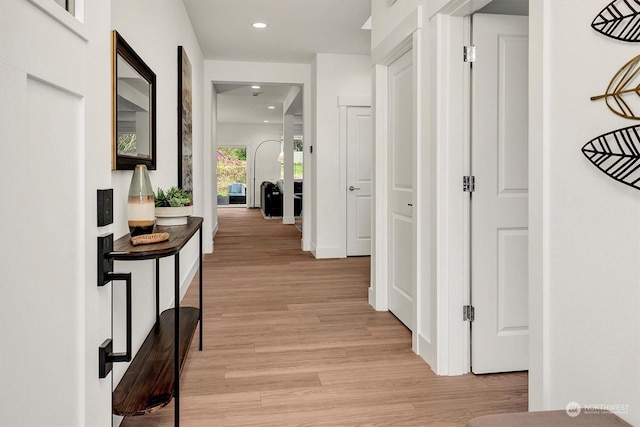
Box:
591;54;640;120
582;124;640;189
592;0;640;42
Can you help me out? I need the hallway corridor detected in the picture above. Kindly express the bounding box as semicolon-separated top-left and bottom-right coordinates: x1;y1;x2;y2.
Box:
122;208;527;426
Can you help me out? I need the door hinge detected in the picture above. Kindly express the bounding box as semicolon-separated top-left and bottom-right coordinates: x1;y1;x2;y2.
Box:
463;305;475;322
464;45;476;63
463;176;475;192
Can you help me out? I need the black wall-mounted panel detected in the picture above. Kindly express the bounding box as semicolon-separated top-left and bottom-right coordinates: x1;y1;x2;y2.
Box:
97;189;114;226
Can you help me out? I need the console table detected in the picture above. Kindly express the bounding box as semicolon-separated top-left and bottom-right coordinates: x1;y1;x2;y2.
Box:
106;217;203;426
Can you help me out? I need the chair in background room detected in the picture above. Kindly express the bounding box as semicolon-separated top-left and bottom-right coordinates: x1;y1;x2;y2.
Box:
227;182;246;204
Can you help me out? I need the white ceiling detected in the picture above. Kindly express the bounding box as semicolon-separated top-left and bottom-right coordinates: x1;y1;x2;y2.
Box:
214;83;300;124
188;0;527;125
184;0;371;125
478;0;529;15
182;0;372;64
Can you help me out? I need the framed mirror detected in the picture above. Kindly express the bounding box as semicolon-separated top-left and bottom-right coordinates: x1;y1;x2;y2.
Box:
112;30;156;170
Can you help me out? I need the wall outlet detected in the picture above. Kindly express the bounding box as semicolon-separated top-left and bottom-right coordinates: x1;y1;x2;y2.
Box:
97;189;113;226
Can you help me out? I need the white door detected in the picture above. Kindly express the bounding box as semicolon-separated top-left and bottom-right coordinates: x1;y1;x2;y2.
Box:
1;3;99;426
347;106;373;256
388;50;415;330
471;14;529;374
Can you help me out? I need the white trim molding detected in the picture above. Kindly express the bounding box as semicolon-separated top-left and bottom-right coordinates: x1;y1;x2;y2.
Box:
370;6;423;356
371;63;390;312
338;95;372;107
372;6;422;65
27;0;88;40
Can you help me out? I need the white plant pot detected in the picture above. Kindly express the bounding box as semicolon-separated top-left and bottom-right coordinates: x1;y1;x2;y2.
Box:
155;205;193;226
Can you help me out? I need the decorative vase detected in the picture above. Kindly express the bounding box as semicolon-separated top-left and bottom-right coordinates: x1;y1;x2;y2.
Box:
155;205;193;226
127;164;155;236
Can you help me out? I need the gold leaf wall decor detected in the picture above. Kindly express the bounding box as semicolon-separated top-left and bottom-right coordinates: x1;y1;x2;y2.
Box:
592;0;640;42
591;54;640;119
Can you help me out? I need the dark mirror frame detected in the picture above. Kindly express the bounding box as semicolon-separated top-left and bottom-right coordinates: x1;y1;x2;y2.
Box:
112;30;157;170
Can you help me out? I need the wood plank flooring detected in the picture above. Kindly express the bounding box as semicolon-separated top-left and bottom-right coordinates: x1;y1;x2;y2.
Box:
121;208;527;426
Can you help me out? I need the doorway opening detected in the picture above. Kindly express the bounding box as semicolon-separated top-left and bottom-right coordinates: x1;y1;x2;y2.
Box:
217;146;247;207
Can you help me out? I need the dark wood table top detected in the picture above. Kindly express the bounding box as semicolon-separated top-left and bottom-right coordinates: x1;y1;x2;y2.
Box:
109;216;203;261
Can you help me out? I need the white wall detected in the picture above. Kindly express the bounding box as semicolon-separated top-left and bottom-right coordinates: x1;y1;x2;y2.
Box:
530;1;640;424
209;83;218;240
311;56;318;249
312;53;371;258
371;0;421;49
109;5;204;423
217;123;282;207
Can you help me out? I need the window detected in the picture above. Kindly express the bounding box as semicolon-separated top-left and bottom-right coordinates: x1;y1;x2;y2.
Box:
293;136;303;179
54;0;75;15
281;136;304;179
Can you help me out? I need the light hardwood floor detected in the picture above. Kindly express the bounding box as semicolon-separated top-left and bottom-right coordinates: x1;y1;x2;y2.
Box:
122;208;527;426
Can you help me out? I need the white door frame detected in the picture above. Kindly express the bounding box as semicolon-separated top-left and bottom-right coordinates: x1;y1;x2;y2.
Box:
428;0;518;376
430;1;493;376
339;96;372;258
371;0;507;376
371;7;422;353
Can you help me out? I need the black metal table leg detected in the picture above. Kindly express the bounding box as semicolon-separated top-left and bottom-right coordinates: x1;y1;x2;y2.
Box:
156;259;160;324
174;252;180;427
199;226;203;350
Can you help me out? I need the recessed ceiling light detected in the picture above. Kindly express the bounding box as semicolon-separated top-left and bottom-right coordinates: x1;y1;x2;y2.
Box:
251;85;261;89
264;120;270;123
252;22;267;29
267;106;275;110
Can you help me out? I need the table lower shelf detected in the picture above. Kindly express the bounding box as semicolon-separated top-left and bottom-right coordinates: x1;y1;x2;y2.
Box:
113;307;200;416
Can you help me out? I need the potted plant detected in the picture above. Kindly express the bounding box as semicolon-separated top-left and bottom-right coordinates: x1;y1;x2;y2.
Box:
154;186;193;226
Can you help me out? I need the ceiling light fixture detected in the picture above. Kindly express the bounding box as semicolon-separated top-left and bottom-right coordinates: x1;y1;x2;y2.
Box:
264;120;270;123
267;106;275;110
252;22;267;29
251;85;261;89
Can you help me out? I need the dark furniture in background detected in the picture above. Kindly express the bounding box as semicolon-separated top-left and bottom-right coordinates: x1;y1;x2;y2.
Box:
280;179;302;217
261;181;282;217
260;180;302;217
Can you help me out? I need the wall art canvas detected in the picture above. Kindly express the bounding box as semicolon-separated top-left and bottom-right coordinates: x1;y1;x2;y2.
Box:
178;46;193;193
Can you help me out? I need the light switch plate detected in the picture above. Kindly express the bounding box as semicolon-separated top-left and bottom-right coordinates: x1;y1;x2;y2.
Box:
97;189;113;226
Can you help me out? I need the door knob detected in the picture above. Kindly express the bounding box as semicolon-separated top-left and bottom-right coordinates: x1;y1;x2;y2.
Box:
349;186;361;191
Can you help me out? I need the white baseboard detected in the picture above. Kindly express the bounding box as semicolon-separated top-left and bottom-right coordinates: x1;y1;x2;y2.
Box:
167;257;200;308
313;246;347;259
417;333;437;374
283;215;295;225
